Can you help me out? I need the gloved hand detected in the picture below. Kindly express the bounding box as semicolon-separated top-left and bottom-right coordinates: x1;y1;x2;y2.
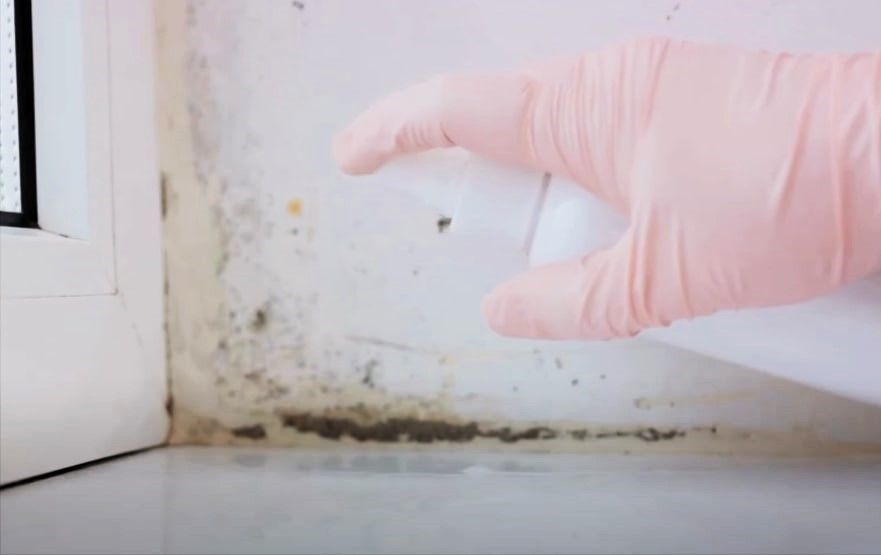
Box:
333;37;881;340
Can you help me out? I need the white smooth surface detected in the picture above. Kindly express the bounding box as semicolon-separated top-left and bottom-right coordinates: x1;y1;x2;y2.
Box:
530;178;627;266
2;447;880;554
31;0;103;240
451;158;547;252
0;0;167;484
645;277;881;406
1;0;116;298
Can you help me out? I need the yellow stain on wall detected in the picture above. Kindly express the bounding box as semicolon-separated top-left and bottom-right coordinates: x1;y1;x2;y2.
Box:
286;198;303;217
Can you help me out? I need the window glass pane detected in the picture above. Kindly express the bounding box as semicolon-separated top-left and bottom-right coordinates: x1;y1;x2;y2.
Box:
0;0;21;214
1;0;36;228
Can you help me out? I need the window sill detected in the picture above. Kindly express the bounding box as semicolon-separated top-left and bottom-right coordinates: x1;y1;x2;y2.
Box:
0;225;115;298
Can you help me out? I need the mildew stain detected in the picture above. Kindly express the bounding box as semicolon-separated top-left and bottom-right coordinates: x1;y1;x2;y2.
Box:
665;1;681;21
250;304;269;332
361;359;379;389
634;390;754;410
231;424;267;439
278;410;691;445
437;215;452;233
158;1;881;459
160;172;170;219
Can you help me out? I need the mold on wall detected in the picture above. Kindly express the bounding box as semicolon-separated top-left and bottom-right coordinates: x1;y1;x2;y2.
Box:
156;0;881;455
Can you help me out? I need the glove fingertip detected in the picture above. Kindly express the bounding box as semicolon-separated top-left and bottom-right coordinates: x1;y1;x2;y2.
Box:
481;285;532;338
333;128;376;175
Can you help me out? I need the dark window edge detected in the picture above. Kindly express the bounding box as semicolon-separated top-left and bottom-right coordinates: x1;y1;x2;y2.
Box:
5;0;38;228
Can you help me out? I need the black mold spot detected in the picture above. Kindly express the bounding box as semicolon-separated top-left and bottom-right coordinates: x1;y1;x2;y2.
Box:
292;0;304;9
571;378;579;386
251;306;269;331
595;431;628;439
600;374;607;380
484;426;558;443
437;216;452;233
360;359;379;388
231;424;267;440
636;428;683;442
280;414;483;443
593;427;685;442
279;412;688;445
554;358;563;369
164;395;174;416
160;172;169;219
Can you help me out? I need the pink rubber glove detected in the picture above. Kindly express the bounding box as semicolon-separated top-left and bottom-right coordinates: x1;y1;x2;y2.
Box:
334;38;881;340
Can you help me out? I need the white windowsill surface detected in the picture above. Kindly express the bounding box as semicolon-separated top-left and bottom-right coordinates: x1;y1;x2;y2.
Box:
1;447;880;554
0;226;82;241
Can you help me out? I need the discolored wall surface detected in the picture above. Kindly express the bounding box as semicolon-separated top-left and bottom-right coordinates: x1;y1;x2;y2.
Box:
156;0;881;453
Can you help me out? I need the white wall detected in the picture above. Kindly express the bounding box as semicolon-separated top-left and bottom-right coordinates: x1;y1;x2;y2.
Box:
158;0;881;452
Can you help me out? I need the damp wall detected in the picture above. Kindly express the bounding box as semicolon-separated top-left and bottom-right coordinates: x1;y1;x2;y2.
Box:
156;0;881;453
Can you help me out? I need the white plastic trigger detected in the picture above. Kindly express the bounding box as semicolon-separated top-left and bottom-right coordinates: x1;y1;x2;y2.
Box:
528;176;628;266
449;157;546;252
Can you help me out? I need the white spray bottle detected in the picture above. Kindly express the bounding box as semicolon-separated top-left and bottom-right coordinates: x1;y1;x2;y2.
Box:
362;153;881;406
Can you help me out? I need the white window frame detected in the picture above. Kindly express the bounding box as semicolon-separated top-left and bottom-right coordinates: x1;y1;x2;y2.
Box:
0;0;167;484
